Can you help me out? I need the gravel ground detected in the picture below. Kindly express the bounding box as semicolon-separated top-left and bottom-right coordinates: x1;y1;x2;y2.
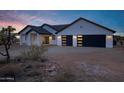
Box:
0;45;124;81
47;46;124;81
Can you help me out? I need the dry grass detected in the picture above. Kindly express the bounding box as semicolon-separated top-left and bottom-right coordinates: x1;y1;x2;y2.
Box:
0;45;124;82
0;63;23;81
17;46;48;61
53;68;77;82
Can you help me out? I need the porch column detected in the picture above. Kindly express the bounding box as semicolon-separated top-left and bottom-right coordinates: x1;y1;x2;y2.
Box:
37;34;41;46
73;35;77;47
57;35;62;46
106;35;113;48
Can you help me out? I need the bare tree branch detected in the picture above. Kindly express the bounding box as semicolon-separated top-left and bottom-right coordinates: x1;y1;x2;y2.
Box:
0;26;16;63
0;51;6;56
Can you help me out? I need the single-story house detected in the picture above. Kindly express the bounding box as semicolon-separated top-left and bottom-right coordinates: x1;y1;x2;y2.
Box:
18;17;116;48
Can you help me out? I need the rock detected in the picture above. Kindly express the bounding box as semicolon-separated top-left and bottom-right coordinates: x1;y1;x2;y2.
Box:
81;62;114;77
25;65;32;69
49;70;57;76
26;71;41;77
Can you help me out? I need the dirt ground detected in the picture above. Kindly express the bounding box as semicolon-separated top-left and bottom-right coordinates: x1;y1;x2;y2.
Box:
47;46;124;81
0;45;124;81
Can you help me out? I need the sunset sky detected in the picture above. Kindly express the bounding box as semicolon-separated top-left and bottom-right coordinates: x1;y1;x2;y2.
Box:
0;10;124;35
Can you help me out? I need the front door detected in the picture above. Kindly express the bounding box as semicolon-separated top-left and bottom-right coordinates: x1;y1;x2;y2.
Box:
31;33;37;45
44;36;49;44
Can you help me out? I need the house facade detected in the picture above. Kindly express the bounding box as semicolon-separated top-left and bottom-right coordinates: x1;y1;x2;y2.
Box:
18;17;116;48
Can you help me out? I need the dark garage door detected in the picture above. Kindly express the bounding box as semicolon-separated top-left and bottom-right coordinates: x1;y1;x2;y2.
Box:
62;35;73;46
83;35;106;47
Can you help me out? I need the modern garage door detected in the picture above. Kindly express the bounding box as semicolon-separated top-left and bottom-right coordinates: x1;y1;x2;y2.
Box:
77;35;84;47
62;35;73;46
83;35;106;47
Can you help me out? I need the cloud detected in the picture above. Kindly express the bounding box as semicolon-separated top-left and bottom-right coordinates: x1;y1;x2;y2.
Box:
0;10;27;32
0;10;25;23
0;10;59;32
0;21;26;32
28;16;59;25
0;10;63;32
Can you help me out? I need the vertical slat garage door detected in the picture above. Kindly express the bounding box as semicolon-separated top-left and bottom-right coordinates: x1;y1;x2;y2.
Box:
62;35;73;46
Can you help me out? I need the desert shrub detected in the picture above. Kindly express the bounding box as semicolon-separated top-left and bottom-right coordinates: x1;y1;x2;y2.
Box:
54;69;76;82
0;63;23;80
20;46;48;61
0;59;8;64
26;70;42;77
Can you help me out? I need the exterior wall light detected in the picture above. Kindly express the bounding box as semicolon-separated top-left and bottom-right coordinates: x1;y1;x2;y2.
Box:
107;35;112;40
73;36;77;39
57;36;61;39
49;36;52;40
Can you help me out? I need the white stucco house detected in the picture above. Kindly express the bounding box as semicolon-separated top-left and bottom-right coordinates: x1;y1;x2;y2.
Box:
18;17;116;48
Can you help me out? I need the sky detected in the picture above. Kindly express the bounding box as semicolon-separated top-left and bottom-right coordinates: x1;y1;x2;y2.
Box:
0;10;124;35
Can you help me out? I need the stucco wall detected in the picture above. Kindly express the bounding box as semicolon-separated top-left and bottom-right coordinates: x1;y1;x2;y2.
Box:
57;35;114;48
106;35;113;48
42;25;56;34
56;35;62;46
57;20;113;35
20;27;31;45
56;19;114;48
73;35;77;47
26;31;41;46
20;19;114;48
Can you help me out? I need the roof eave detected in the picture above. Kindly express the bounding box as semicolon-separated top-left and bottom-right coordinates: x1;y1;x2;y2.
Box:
18;25;31;35
42;24;59;32
56;17;116;34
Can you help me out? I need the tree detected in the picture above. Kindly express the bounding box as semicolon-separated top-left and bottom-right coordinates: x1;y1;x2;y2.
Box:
0;26;16;63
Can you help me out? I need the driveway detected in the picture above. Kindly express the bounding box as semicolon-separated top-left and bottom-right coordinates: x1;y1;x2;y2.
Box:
47;46;124;81
0;45;124;81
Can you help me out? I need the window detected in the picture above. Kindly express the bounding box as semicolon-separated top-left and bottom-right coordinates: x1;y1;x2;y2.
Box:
52;35;55;40
31;33;37;41
62;35;67;46
77;35;83;47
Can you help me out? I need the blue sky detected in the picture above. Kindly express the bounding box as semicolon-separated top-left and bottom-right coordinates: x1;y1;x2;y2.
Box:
0;10;124;35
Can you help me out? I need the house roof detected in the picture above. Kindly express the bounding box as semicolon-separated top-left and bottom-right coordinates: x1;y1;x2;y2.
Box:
18;17;116;35
27;25;52;35
44;24;70;31
56;17;116;34
18;25;52;35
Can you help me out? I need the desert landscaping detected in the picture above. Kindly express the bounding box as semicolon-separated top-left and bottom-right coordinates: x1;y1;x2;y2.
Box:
0;45;124;82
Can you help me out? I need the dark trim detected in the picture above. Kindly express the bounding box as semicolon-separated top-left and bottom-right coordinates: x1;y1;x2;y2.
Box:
25;29;39;35
25;29;52;35
56;17;116;34
18;25;31;34
25;29;32;34
19;17;116;35
42;24;59;32
18;25;53;35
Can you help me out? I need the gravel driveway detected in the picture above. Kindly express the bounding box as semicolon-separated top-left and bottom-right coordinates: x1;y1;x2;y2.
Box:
47;46;124;81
